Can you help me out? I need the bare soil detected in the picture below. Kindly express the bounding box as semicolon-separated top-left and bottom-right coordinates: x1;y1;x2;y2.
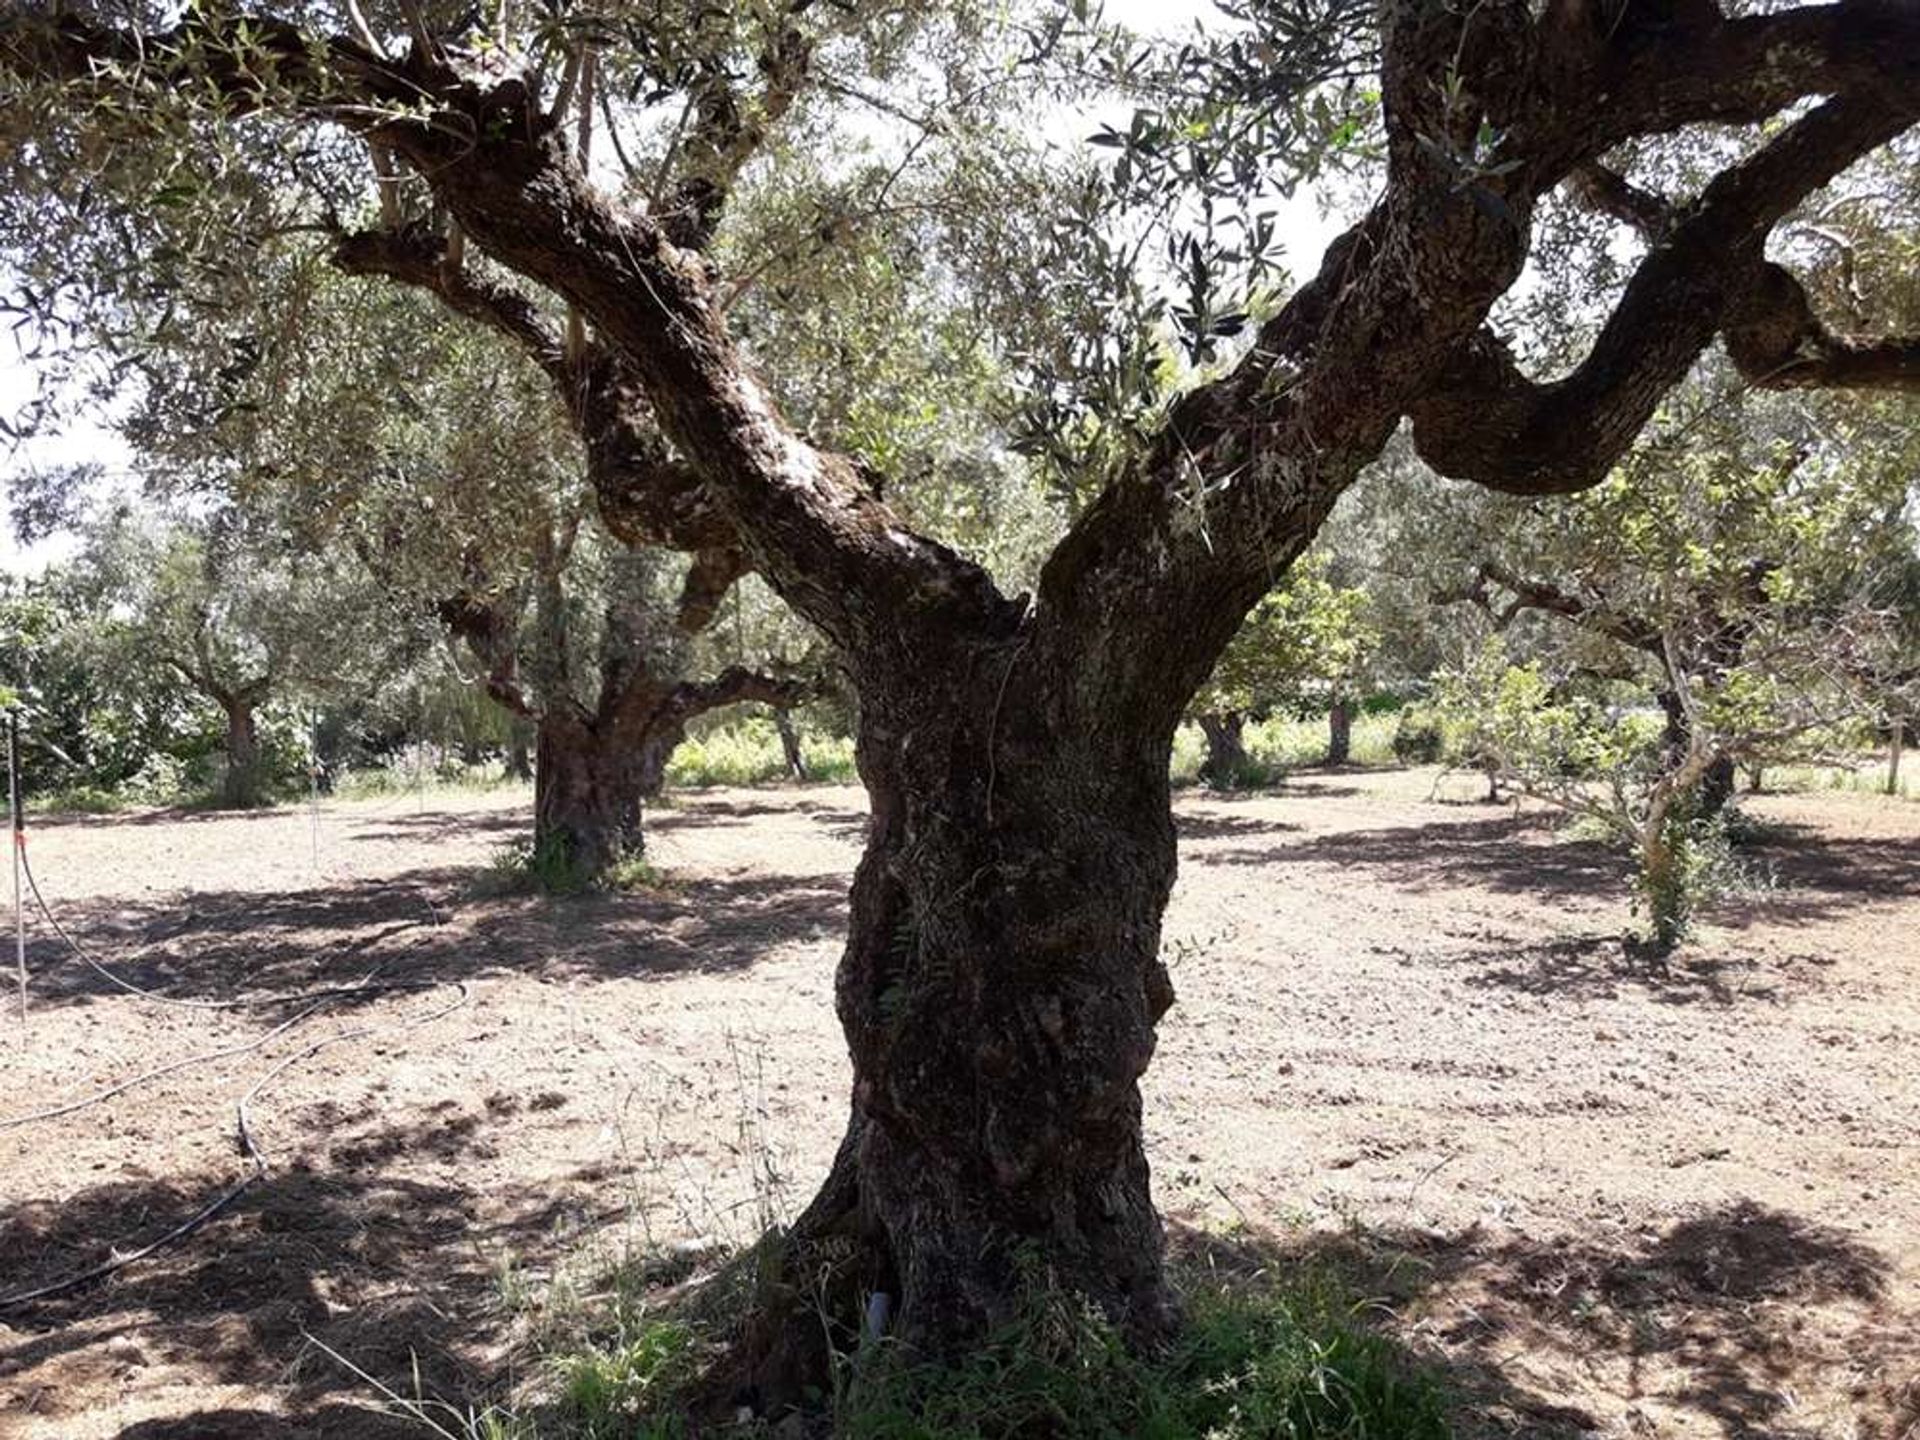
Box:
1;769;1915;1439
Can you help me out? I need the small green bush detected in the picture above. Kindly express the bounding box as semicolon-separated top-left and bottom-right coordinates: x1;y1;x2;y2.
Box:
1390;708;1445;765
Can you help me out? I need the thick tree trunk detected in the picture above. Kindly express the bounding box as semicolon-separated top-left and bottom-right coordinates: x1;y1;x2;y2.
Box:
1327;697;1354;766
774;707;808;781
219;700;262;809
718;671;1180;1411
1196;712;1250;789
532;711;641;883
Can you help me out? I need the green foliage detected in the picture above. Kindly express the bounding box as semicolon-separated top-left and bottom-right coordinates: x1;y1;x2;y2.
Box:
1389;708;1445;765
554;1322;697;1440
666;715;857;789
1192;553;1378;723
841;1278;1446;1440
1429;641;1757;945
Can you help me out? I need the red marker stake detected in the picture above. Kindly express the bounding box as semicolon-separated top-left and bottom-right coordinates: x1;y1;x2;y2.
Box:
9;710;23;1032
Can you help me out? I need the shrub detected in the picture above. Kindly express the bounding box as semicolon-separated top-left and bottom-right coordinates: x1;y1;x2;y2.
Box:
1390;707;1445;765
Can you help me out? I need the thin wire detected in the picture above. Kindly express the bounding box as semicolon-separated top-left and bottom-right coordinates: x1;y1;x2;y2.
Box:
0;977;470;1309
18;846;437;1013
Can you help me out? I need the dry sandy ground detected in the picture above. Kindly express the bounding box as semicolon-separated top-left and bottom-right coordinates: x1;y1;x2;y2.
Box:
0;769;1915;1439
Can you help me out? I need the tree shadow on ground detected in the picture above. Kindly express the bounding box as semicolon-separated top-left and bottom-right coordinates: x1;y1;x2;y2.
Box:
320;807;530;844
1451;931;1817;1006
32;805;302;830
1173;810;1305;842
1200;810;1626;902
19;863;848;1011
650;794;869;844
0;1106;595;1440
1198;805;1919;933
1167;1196;1912;1439
1727;819;1920;928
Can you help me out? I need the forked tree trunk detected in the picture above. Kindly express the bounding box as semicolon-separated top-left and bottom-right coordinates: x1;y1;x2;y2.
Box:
220;700;263;809
719;672;1181;1409
1327;697;1354;765
532;712;642;882
1196;712;1249;789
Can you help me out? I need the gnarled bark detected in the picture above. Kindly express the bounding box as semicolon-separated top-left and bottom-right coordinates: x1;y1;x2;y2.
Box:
713;655;1181;1411
533;708;643;877
10;0;1920;1415
1196;713;1251;789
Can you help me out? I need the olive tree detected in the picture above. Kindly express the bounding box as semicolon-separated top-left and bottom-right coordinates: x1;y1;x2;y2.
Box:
1187;551;1375;786
7;0;1919;1409
1426;384;1919;943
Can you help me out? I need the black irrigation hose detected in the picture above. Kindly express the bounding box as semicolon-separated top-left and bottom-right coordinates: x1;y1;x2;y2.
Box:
0;977;470;1309
20;845;435;1012
0;838;471;1311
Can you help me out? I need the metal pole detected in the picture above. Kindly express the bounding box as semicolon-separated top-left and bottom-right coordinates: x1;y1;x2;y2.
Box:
9;711;25;1031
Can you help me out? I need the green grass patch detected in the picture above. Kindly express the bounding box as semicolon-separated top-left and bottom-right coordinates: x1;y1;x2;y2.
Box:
840;1276;1448;1440
487;1251;1449;1440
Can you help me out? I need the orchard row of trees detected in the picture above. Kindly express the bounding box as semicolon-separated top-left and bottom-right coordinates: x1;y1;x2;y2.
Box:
3;0;1917;1420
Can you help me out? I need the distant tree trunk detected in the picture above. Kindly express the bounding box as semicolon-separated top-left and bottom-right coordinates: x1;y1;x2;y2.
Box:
774;707;808;781
1196;713;1249;788
1698;756;1736;821
532;711;641;883
1889;721;1906;797
220;698;263;809
1746;764;1765;793
1658;688;1734;823
1326;697;1354;766
504;722;533;782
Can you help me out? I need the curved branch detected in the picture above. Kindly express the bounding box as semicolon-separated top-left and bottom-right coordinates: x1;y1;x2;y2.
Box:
1724;262;1920;392
657;24;812;250
1409;93;1918;495
674;546;750;636
1438;561;1665;657
1568;0;1920;146
332;225;569;382
662;665;815;729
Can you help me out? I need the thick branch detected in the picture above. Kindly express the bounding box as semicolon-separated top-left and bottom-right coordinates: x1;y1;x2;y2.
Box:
332;226;569;382
437;593;536;717
1724;262;1920;392
662;665;814;730
1409;93;1918;495
1585;1;1920;146
675;546;750;636
658;25;812;250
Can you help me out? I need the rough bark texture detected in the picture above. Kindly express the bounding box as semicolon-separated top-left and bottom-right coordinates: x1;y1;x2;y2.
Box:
716;650;1183;1409
1327;700;1354;766
533;710;643;877
220;699;262;810
1197;713;1251;789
